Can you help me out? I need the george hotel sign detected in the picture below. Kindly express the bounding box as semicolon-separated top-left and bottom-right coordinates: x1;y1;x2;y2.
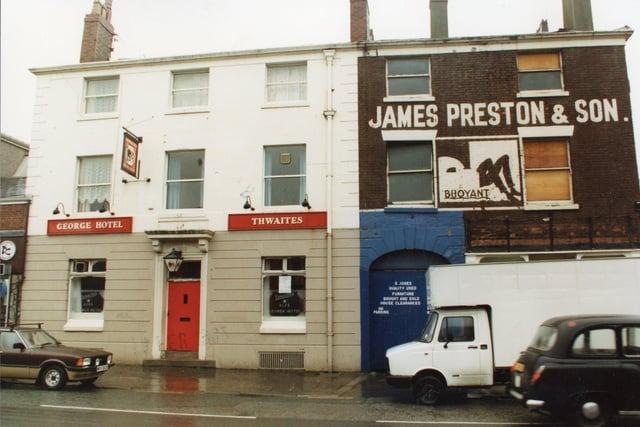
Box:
228;212;327;231
47;217;133;236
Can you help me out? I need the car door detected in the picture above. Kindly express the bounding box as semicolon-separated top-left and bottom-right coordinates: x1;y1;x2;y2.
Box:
0;331;30;378
432;314;482;386
619;325;640;410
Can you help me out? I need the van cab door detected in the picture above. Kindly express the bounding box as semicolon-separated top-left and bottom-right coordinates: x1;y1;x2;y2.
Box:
432;311;485;386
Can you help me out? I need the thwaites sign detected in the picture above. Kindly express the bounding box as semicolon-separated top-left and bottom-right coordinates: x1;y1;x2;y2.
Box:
228;212;327;231
47;217;133;235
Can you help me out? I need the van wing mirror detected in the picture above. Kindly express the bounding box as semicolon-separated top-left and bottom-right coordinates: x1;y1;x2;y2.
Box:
13;342;26;351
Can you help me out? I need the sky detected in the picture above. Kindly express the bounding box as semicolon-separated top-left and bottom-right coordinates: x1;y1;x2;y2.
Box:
1;0;639;164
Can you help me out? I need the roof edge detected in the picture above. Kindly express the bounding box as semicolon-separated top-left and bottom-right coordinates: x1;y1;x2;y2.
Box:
30;28;633;76
0;133;30;150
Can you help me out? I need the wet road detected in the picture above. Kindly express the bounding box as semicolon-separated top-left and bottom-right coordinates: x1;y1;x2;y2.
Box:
1;370;638;426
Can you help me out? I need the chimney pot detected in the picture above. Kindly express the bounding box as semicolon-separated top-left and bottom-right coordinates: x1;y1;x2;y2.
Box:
350;0;372;43
562;0;593;31
80;0;116;62
430;0;449;39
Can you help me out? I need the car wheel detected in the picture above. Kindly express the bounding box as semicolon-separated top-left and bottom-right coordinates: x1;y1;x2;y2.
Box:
40;365;67;391
567;395;612;427
413;375;444;405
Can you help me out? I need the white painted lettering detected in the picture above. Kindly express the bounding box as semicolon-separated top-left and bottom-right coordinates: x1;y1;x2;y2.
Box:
500;102;514;125
530;101;545;125
460;103;474;127
603;98;618;122
515;101;530;125
382;106;397;128
397;105;412;128
575;99;588;123
487;102;501;126
447;104;460;127
425;104;438;127
474;103;487;126
413;105;426;128
369;106;382;128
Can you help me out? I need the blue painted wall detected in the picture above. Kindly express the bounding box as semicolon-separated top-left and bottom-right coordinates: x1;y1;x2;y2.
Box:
359;209;466;371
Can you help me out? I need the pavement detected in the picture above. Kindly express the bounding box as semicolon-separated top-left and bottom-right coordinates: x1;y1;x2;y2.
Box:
93;365;512;403
95;365;377;400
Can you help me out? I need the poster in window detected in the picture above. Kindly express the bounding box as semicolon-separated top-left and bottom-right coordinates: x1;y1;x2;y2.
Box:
121;132;141;178
269;291;304;316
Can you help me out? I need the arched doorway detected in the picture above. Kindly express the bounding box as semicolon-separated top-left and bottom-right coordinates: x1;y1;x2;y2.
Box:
368;250;449;371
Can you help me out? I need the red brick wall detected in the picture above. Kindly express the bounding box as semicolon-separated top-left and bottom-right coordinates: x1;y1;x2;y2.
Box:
0;204;29;231
350;0;369;43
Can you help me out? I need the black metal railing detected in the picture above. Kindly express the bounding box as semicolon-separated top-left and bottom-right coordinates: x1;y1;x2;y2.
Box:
466;215;640;252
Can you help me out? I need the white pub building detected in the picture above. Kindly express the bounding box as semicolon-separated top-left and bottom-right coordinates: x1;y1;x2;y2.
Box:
21;0;361;370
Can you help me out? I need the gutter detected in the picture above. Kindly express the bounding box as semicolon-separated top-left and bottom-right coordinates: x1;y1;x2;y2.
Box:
29;29;632;76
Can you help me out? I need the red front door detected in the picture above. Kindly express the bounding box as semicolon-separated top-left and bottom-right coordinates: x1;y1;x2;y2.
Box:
167;280;200;352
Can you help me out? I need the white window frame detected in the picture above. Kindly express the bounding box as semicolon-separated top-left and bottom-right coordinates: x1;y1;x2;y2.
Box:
75;155;113;214
169;69;210;112
64;259;106;331
516;51;569;98
384;57;434;102
164;150;205;211
386;141;435;206
263;144;306;208
260;257;306;334
82;76;119;117
264;62;308;107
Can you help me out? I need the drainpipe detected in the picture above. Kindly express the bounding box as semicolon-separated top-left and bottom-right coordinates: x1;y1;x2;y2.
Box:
323;49;336;372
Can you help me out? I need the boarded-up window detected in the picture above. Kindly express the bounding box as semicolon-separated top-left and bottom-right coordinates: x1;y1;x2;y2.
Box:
517;52;563;91
523;140;571;201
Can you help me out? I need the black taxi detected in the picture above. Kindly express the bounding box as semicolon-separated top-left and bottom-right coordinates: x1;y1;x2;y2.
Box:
509;315;640;427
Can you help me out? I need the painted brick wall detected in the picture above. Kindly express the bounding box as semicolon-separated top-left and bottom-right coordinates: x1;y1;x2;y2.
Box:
357;45;640;250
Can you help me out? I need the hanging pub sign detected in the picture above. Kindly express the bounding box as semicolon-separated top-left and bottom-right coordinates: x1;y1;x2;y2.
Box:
228;212;327;231
121;129;142;178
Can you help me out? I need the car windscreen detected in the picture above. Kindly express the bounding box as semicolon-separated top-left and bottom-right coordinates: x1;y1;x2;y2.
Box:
20;330;60;348
529;325;558;351
418;312;439;343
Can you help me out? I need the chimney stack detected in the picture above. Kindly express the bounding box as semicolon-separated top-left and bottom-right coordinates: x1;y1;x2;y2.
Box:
80;0;116;63
350;0;373;43
562;0;593;31
430;0;449;39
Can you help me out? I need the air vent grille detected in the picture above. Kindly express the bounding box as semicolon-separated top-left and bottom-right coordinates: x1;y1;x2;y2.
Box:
259;351;304;370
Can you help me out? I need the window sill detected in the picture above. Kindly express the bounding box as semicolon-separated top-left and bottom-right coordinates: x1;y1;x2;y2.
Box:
260;320;306;334
165;108;210;115
384;205;438;214
524;202;579;211
77;113;119;122
517;90;569;98
261;101;309;109
383;95;435;103
63;318;104;332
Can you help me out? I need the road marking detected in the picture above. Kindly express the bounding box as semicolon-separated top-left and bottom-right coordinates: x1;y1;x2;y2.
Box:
376;421;553;425
40;405;256;419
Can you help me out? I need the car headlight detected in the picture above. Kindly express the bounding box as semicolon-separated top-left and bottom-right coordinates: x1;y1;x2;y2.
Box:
107;355;112;365
76;357;92;367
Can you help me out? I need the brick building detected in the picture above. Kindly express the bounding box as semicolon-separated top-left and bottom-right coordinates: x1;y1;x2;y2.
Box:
0;133;30;326
355;0;640;370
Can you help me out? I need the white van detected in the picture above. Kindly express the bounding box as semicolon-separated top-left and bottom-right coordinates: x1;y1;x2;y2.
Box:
384;258;640;404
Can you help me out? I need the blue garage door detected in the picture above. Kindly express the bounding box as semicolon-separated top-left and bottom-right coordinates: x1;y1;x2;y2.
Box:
368;250;449;371
370;270;428;371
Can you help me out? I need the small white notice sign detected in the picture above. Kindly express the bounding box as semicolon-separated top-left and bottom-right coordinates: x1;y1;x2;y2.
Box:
278;276;292;293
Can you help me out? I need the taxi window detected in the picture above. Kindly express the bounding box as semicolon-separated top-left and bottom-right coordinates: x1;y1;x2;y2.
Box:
622;326;640;357
571;328;617;357
529;325;557;351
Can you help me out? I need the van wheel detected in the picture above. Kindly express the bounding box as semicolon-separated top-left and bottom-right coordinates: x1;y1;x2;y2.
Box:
413;375;444;405
567;395;612;427
40;365;67;390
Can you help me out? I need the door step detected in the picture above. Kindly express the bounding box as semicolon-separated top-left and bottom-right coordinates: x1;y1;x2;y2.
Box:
142;358;216;369
164;351;198;360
